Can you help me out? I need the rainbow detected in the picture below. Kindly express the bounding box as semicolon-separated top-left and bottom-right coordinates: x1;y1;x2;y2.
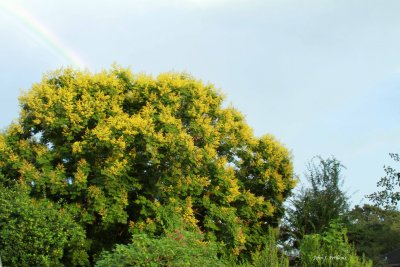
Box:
0;1;87;69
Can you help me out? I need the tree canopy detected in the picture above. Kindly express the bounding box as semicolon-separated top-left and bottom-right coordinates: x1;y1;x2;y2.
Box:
284;156;348;246
367;153;400;209
0;66;296;264
346;204;400;266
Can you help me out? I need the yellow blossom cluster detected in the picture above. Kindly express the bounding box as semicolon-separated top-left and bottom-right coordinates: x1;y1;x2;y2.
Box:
0;66;296;258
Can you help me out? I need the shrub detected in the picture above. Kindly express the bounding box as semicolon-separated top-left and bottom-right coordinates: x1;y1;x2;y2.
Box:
95;229;224;267
299;222;372;267
0;185;89;266
250;228;289;267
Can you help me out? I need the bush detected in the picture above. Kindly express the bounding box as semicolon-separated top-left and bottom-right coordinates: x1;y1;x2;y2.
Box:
0;185;89;266
299;222;372;267
96;226;292;267
250;228;289;267
95;229;224;267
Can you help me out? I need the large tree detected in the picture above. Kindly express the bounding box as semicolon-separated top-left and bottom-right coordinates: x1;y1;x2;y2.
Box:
0;66;295;263
284;156;349;246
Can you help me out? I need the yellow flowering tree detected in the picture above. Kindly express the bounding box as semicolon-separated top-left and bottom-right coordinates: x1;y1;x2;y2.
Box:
0;66;295;262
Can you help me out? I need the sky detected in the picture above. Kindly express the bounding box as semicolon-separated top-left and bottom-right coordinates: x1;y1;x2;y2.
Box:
0;0;400;207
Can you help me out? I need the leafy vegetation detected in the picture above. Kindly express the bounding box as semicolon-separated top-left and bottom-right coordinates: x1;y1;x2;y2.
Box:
367;153;400;208
95;227;290;267
95;230;222;267
345;204;400;266
299;222;372;267
249;228;289;267
0;66;396;266
283;156;349;247
0;185;89;266
0;66;295;265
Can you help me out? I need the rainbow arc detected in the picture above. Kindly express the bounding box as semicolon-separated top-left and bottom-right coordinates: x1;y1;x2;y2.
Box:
0;1;87;69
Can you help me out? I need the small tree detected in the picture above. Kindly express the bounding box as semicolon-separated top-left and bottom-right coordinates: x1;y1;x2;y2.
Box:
367;153;400;209
285;156;349;246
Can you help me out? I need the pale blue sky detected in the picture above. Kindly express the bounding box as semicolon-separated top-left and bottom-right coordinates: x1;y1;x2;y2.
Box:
1;0;400;206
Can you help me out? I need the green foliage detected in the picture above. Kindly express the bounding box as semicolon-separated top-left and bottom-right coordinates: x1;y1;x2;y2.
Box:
299;222;372;267
346;204;400;266
0;66;296;261
250;228;289;267
0;185;89;266
95;230;223;267
285;156;348;246
96;227;289;267
367;153;400;208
